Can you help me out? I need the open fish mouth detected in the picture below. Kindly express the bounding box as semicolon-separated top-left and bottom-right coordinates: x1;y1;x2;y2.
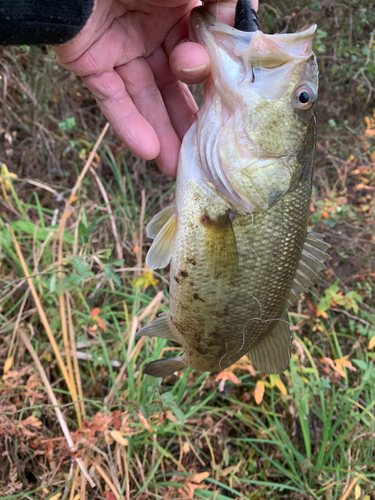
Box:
190;6;317;68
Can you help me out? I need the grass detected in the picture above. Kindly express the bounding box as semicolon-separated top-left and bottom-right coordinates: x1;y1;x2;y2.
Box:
1;0;375;498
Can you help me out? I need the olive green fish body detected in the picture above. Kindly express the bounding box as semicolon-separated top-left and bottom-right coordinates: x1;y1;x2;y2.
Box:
168;125;313;373
139;7;330;378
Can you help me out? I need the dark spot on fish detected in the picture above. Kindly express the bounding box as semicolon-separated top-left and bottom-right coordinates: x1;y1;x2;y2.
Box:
197;347;209;355
187;258;196;265
200;214;210;226
193;293;205;302
180;270;188;278
216;305;230;318
174;275;180;284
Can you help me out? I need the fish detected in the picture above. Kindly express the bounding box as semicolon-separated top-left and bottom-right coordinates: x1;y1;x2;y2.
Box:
138;0;330;378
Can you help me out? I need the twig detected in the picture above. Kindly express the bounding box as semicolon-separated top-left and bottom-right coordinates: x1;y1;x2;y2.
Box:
90;461;120;500
90;166;122;261
330;307;373;329
137;291;164;322
339;476;360;500
20;329;95;488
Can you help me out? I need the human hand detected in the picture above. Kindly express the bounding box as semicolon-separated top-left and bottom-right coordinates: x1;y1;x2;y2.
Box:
53;0;258;177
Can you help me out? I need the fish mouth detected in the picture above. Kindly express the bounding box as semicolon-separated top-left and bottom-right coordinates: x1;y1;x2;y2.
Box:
190;6;317;66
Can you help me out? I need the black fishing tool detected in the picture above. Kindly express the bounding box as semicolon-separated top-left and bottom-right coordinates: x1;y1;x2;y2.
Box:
234;0;259;32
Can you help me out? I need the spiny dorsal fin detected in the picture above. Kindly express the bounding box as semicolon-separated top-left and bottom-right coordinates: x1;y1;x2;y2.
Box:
136;312;178;342
146;209;177;270
287;231;331;306
143;356;187;378
146;205;175;239
246;311;291;374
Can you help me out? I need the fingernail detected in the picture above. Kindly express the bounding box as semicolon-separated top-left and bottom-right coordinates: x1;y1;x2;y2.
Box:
181;64;208;75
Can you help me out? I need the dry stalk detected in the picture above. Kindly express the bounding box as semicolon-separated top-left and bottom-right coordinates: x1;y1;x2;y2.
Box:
90;461;120;500
9;226;74;396
66;293;86;418
20;329;95;488
90;165;122;261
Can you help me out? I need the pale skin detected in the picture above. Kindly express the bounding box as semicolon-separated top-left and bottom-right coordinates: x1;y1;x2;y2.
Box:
53;0;258;177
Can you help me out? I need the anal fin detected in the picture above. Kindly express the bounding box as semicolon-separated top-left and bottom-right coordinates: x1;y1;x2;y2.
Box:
246;311;291;374
287;231;331;305
137;312;178;342
143;356;187;378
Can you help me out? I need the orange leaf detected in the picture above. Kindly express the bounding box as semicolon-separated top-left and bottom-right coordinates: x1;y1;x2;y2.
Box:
215;371;228;382
190;472;209;484
227;372;240;384
97;318;107;332
254;380;265;404
368;337;375;350
91;307;100;317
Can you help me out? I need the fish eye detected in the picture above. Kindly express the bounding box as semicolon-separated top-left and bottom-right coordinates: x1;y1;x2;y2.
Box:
294;85;316;110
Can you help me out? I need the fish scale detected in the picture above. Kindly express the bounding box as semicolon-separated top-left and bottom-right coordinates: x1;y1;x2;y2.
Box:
138;5;330;378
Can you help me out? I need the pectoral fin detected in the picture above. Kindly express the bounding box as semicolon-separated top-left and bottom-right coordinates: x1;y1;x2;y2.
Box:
146;209;177;270
143;356;187;378
136;312;179;342
146;205;175;239
204;211;238;278
287;231;331;305
246;311;291;374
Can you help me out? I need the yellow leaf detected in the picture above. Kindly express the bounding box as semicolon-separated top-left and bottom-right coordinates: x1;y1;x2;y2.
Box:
3;357;13;374
276;379;288;396
22;415;42;428
369;337;375;350
355;484;361;500
73;495;80;500
363;496;371;500
110;430;129;446
254;381;265;405
190;472;209;484
365;116;371;128
48;493;62;500
182;442;190;453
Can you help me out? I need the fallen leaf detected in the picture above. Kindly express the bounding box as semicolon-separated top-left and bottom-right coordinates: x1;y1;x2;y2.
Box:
355;484;361;500
110;430;128;446
190;471;209;484
275;379;287;396
254;380;265;405
138;411;152;432
368;337;375;350
3;357;13;374
91;307;100;317
48;493;62;500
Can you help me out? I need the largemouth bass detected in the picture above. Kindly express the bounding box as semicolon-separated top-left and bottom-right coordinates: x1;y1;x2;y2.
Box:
138;1;330;377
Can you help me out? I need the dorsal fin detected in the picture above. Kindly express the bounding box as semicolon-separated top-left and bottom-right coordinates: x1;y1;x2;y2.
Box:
146;207;177;270
287;231;331;306
136;312;179;342
246;311;291;374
